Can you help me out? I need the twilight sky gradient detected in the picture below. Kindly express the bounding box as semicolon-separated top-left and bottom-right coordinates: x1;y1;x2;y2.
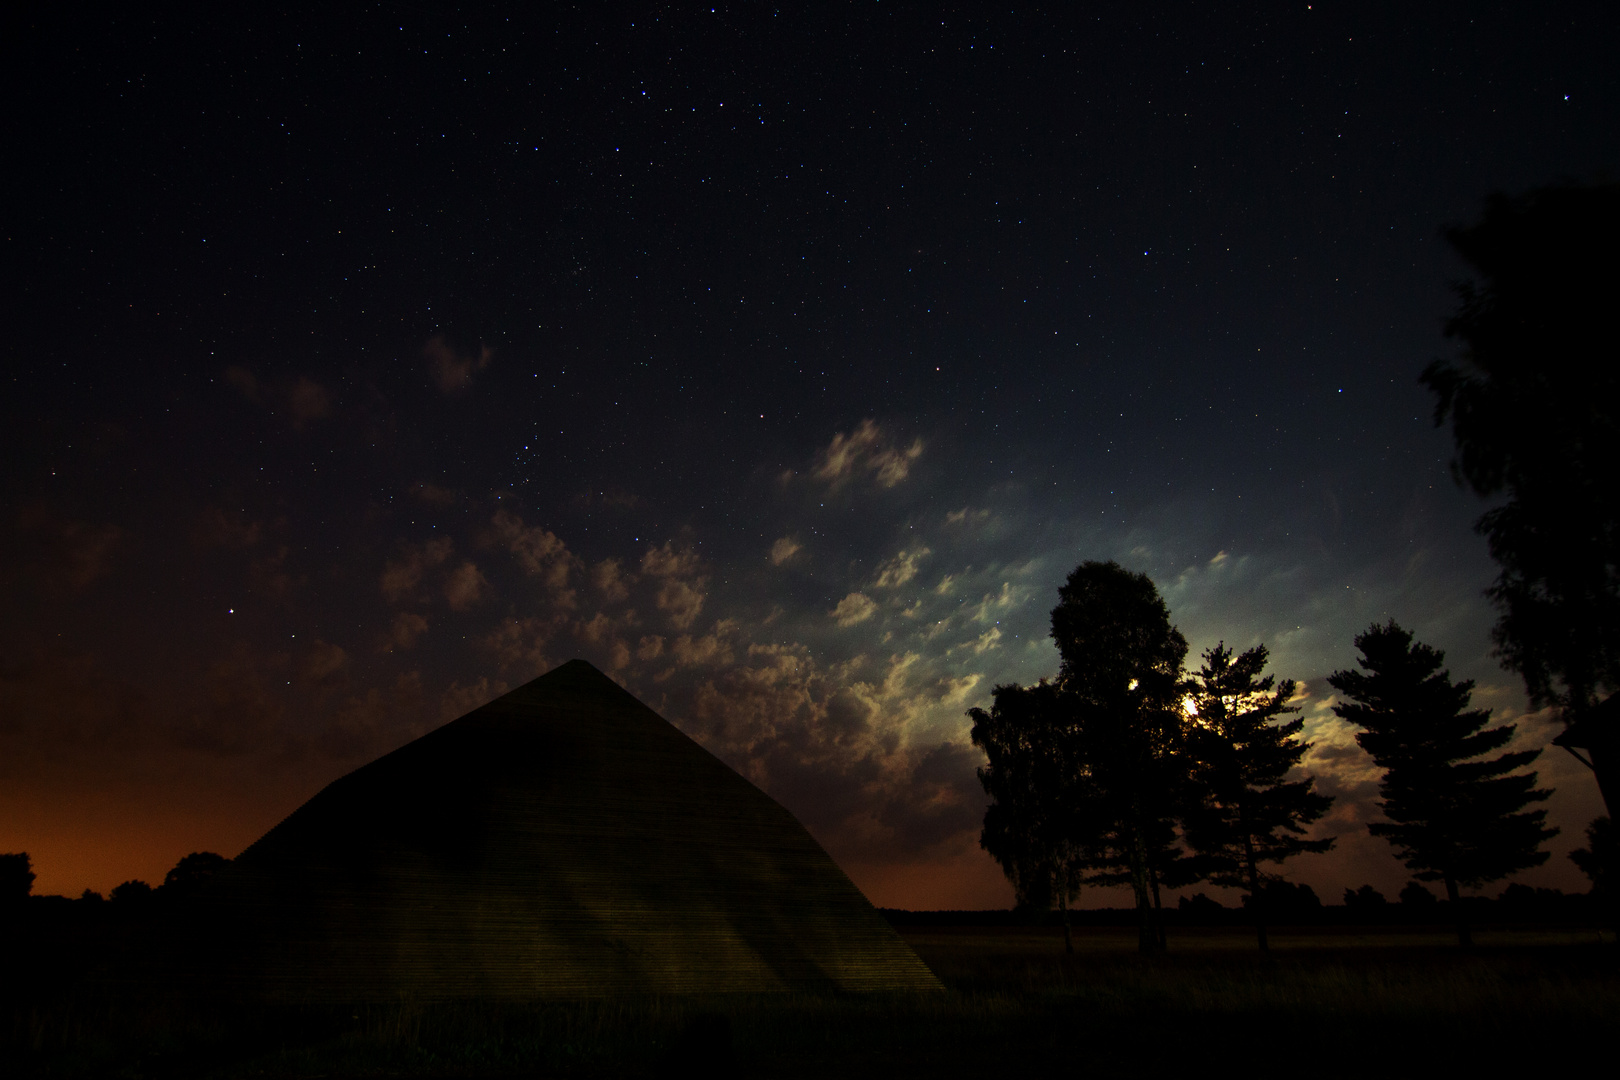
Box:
4;3;1616;908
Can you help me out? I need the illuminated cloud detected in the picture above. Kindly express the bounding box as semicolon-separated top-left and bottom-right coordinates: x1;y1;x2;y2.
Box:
386;612;428;651
769;536;802;566
444;561;488;610
489;510;579;593
812;419;924;489
873;547;931;588
300;640;350;684
480;615;560;676
425;334;493;392
592;557;634;602
379;538;454;603
641;542;708;630
438;676;511;722
966;627;1003;655
945;507;991;527
830;592;878;627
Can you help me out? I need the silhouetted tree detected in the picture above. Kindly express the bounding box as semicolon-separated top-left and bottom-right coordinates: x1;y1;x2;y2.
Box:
163;851;230;894
1569;816;1613;930
1241;880;1321;920
1329;620;1557;945
1182;643;1334;950
1344;885;1388;910
1400;881;1439;908
971;680;1110;953
109;879;153;905
0;852;34;903
1422;184;1620;811
1049;560;1189;954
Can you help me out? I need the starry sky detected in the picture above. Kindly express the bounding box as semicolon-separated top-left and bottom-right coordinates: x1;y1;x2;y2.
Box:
4;3;1616;908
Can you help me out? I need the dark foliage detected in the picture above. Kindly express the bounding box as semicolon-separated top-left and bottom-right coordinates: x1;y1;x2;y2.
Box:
1422;183;1620;716
1569;816;1613;898
109;879;154;906
1400;881;1439;907
1330;621;1557;945
1048;561;1189;954
1181;643;1334;949
970;680;1106;952
1240;880;1321;916
1344;885;1388;909
0;853;33;903
163;851;230;894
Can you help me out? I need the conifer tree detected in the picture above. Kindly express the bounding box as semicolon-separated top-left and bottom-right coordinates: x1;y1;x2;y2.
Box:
1182;643;1334;951
1328;620;1557;946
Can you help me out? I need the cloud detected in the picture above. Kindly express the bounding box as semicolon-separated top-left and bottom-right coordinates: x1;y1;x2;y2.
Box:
480;616;559;675
658;647;990;863
17;508;124;590
439;676;510;722
287;377;331;424
966;628;1002;655
592;558;634;602
379;537;454;603
873;547;931;588
425;334;493;392
411;481;458;507
769;536;802;566
812;419;924;489
945;507;992;527
224;365;259;399
444;561;488;610
641;542;708;630
969;582;1021;623
192;508;261;550
830;592;878;627
490;510;579;594
299;640;349;685
386;612;428;651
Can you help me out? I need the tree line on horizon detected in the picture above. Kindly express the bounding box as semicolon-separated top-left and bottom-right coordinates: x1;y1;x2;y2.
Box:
972;559;1566;952
973;184;1620;954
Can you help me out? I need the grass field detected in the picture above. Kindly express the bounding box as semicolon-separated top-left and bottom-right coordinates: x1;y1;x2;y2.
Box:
8;924;1617;1078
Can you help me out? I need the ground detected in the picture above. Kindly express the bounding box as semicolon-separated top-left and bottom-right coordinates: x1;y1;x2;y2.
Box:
7;923;1616;1077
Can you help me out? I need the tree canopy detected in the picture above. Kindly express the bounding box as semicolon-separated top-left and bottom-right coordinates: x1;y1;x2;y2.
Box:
970;679;1106;952
1329;620;1556;945
1422;183;1620;718
1048;561;1189;954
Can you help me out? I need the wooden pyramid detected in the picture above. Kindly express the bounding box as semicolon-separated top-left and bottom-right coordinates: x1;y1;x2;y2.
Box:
217;659;941;998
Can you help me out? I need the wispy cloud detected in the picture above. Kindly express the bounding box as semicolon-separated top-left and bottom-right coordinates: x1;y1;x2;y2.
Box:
425;334;493;392
812;419;924;489
830;592;878;627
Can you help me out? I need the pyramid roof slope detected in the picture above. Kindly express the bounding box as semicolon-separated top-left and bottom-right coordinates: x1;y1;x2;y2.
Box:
220;659;940;998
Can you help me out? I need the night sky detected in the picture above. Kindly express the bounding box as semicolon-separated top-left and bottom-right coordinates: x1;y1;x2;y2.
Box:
5;3;1616;908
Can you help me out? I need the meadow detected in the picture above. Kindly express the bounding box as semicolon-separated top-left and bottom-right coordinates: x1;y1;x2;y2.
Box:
7;922;1616;1078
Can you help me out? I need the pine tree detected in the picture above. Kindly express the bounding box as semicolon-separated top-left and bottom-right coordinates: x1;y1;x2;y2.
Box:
1182;643;1334;951
1328;620;1557;946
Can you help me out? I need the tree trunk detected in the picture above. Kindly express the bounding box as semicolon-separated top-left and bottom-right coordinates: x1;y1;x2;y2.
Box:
1444;876;1472;948
1242;828;1268;952
1128;822;1162;955
1059;887;1073;954
1148;860;1167;951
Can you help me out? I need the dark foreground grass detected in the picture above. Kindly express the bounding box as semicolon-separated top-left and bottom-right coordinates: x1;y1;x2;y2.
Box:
7;925;1617;1078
